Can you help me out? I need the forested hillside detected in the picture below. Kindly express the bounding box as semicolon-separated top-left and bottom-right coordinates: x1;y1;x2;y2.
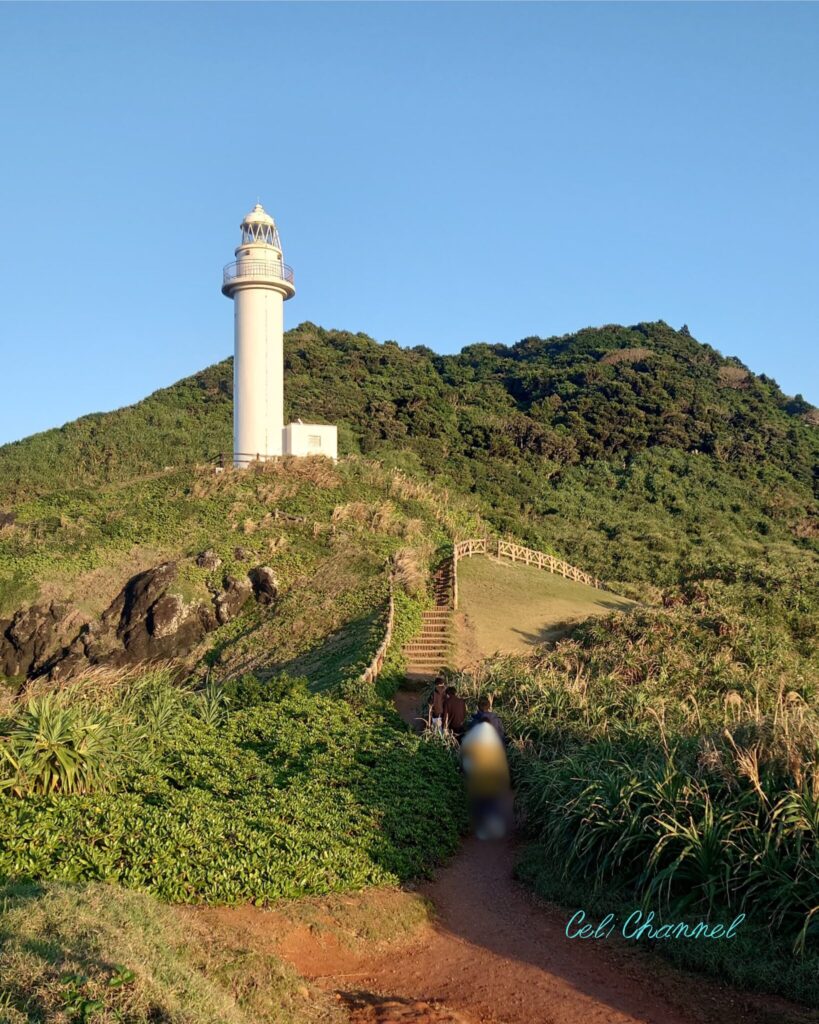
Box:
2;320;816;591
1;321;818;1013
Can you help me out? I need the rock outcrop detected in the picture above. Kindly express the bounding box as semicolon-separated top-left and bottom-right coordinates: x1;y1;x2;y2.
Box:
196;549;222;570
0;555;279;684
0;601;70;678
249;566;278;605
214;575;253;625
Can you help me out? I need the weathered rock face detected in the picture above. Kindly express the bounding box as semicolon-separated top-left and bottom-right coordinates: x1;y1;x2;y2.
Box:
196;549;222;570
2;556;280;685
214;575;253;625
43;561;215;680
249;566;278;606
0;601;69;678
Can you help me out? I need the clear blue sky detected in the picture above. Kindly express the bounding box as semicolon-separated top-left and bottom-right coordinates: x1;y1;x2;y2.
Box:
1;2;818;446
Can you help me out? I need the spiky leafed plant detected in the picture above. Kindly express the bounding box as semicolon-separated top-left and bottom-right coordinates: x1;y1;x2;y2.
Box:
2;696;121;796
196;675;231;729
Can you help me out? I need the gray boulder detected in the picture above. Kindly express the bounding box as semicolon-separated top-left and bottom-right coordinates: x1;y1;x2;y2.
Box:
249;566;278;606
215;575;253;624
196;549;222;570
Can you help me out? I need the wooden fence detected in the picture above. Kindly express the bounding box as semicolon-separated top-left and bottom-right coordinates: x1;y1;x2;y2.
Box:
452;537;603;608
360;578;395;684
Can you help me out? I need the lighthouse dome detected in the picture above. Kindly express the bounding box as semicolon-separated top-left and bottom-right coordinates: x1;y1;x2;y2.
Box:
240;203;282;247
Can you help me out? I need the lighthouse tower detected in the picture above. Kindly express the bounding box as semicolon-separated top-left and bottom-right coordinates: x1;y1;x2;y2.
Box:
221;203;337;467
221;203;295;467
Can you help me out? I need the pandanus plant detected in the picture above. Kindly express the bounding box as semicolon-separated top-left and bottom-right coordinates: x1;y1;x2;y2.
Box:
1;695;121;796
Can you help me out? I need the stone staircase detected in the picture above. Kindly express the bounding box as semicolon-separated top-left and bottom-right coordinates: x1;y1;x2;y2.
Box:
402;561;454;683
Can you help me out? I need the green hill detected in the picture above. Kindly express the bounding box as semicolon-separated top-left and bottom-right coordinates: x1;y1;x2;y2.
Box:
2;320;816;589
2;319;815;688
1;320;817;1015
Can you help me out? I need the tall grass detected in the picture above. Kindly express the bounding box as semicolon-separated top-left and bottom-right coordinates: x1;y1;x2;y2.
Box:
0;669;189;797
454;598;819;972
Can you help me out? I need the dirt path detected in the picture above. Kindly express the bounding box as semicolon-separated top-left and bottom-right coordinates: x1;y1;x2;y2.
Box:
193;688;814;1024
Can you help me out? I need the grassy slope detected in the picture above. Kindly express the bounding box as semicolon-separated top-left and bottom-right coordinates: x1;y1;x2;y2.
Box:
1;321;816;594
0;879;432;1024
0;456;487;691
0;880;343;1024
455;555;635;662
1;320;817;1014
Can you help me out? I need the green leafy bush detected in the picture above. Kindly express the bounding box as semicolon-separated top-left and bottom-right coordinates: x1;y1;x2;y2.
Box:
0;679;466;904
1;696;132;797
221;672;308;707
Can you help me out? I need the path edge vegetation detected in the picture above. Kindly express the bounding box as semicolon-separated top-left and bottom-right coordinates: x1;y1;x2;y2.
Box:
0;319;816;1017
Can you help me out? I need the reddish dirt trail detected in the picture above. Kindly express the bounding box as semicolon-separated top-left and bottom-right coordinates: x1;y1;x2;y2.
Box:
296;831;807;1024
197;829;811;1024
194;689;814;1024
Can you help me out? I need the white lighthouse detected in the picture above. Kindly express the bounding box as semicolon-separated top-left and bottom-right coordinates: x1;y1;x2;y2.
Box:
221;203;336;467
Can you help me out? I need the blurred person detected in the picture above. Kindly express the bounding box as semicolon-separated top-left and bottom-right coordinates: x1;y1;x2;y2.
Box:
461;716;511;840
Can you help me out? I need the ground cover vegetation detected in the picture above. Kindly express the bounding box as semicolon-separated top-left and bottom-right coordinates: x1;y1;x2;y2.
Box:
455;569;819;1004
0;320;817;1012
0;669;466;902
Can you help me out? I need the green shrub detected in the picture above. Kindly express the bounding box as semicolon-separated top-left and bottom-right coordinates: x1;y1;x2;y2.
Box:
0;680;466;903
222;672;309;708
1;696;130;797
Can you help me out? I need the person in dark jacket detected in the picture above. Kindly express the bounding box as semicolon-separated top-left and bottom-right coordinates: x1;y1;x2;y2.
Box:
428;676;447;733
467;695;506;743
443;685;467;740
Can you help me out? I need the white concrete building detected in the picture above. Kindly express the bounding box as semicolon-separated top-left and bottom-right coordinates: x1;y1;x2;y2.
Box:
283;421;338;458
222;204;337;467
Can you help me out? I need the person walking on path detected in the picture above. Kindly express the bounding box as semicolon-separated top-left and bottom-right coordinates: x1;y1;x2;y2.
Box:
428;676;447;733
468;694;506;744
443;685;467;740
461;716;511;839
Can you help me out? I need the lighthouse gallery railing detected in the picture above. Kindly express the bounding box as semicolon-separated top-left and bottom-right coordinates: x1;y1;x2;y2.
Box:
222;260;295;287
